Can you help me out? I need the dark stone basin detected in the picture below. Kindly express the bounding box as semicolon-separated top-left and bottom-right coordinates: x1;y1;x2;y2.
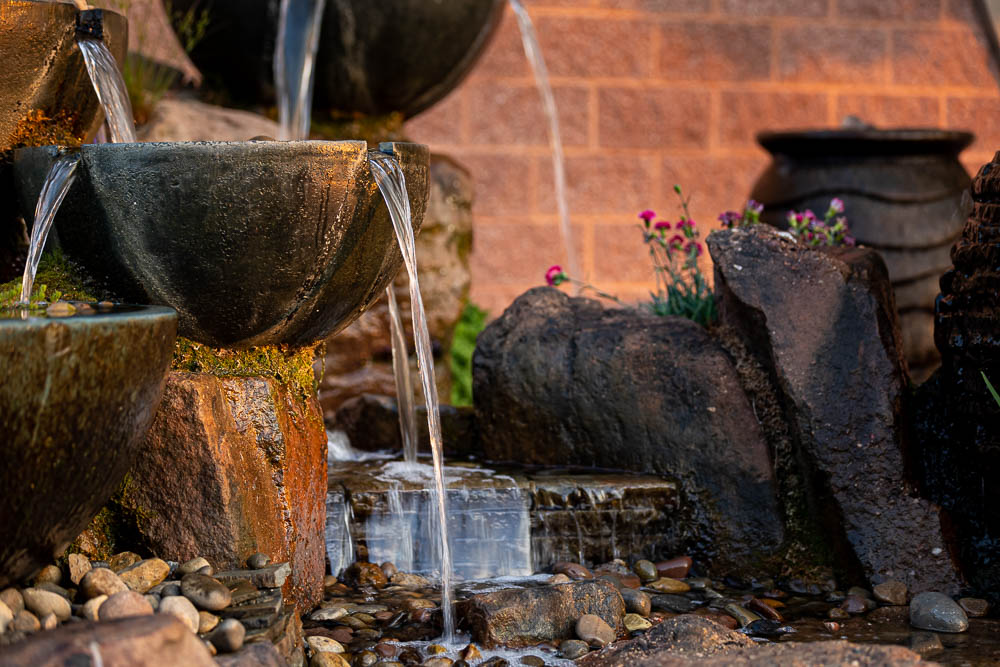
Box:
172;0;506;118
0;1;127;151
13;140;429;348
0;304;176;588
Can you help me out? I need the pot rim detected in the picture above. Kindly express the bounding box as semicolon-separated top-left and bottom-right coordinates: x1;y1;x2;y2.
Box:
757;128;975;157
0;304;177;327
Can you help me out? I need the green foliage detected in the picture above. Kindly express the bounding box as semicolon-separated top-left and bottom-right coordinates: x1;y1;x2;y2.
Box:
172;337;320;403
449;303;488;406
0;249;96;307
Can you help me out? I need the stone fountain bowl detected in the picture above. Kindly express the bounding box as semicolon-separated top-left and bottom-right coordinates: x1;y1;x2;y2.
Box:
0;1;127;152
0;305;176;588
14;140;429;348
172;0;506;118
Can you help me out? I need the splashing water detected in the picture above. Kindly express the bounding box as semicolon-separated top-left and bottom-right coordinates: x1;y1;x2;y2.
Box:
386;287;420;463
20;153;81;303
508;0;580;284
77;36;136;143
369;151;455;643
275;0;328;140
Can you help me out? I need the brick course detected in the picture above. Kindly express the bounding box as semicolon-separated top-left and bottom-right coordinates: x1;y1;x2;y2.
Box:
405;0;1000;316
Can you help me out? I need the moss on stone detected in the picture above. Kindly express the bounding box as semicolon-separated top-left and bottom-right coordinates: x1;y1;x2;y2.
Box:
68;473;155;561
309;111;406;148
8;109;84;151
0;249;97;306
172;338;320;403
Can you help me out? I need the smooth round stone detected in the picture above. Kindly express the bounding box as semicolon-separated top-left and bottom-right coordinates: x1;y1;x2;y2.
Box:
460;644;482;662
307;635;346;653
0;588;24;614
560;639;590;659
11;610;40;632
80;568;128;599
655;556;692;580
847;586;872;599
100;590;154;620
632;560;658;583
520;658;544;667
910;592;969;633
0;599;12;633
311;606;347;621
873;581;908;606
576;613;614;647
39;612;57;630
959;597;990;617
907;631;944;655
380;562;398;580
22;588;71;621
620;588;651;616
177;557;212;577
647;577;690;594
548;574;571;585
198;611;220;633
357;651;380;667
345;562;388;588
247;553;270;570
36;582;70;599
427;644;447;655
624;613;651;632
389;572;431;588
118;558;170;593
312;653;351;667
144;594;160;611
160;595;199;633
34;565;62;586
553;562;592;580
841;595;869;615
82;595;106;621
181;573;232;611
209;618;245;653
423;658;453;667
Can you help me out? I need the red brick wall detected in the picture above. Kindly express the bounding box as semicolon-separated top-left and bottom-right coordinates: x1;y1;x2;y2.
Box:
406;0;1000;316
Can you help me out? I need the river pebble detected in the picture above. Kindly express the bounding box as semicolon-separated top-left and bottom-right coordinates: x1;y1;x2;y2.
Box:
80;568;128;599
159;594;199;633
621;588;651;616
177;557;212;577
180;573;231;611
576;613;615;647
21;588;70;621
209;618;245;653
873;580;907;606
118;558;170;593
100;590;153;620
910;592;969;633
560;639;589;659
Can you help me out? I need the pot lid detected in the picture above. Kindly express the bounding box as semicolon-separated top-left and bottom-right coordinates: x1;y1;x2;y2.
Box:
757;128;975;157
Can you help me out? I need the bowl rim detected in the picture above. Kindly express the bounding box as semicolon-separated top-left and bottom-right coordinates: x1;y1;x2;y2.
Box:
0;304;177;327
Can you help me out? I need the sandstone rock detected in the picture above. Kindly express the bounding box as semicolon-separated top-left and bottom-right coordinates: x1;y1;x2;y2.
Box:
139;97;278;143
214;562;291;590
119;558;170;593
874;581;908;606
578;614;925;666
82;595;106;621
344;562;388;588
122;372;327;613
463;579;624;648
33;565;61;586
198;611;220;633
67;553;92;585
959;597;989;617
708;226;964;595
101;590;154;620
0;587;23;614
80;567;129;599
0;614;214;666
0;599;12;633
110;552;143;572
21;588;70;621
159;595;199;633
577;613;616;647
12;609;39;632
319;154;473;420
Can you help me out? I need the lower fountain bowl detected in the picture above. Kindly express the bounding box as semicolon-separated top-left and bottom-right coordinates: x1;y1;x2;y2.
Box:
0;304;176;588
0;0;128;152
14;140;429;348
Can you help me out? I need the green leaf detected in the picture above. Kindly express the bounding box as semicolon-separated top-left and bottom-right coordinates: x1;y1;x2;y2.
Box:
982;371;1000;409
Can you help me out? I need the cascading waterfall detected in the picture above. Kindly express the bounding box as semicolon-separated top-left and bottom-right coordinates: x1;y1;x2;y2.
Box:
387;287;419;463
508;0;580;284
369;150;455;642
77;36;136;144
19;153;81;303
274;0;328;141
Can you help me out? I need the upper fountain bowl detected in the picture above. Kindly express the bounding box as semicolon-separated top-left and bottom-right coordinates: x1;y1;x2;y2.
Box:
172;0;506;118
13;140;429;348
0;1;127;151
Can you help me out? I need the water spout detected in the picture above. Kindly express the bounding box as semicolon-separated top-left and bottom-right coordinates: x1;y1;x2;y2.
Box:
20;153;81;303
275;0;328;141
508;0;581;285
370;150;455;643
77;36;136;143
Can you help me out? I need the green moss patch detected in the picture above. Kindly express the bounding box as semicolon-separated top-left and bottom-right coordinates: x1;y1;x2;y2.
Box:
172;338;320;403
0;249;97;306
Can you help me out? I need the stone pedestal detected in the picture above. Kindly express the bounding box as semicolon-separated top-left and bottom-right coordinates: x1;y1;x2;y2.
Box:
121;371;327;613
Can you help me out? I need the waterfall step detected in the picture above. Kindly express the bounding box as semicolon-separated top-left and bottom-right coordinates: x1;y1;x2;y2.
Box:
326;458;678;579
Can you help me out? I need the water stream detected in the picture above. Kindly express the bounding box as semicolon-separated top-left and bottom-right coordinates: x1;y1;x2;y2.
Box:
274;0;328;141
369;151;455;642
508;0;580;283
386;287;419;463
19;153;81;303
77;36;136;144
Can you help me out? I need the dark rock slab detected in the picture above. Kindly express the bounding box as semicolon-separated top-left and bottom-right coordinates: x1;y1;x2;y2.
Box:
461;580;624;649
0;614;214;666
473;287;784;573
333;394;479;457
121;372;327;613
213;640;286;667
708;226;963;595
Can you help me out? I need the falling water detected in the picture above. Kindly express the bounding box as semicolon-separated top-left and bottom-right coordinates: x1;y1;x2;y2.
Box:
274;0;328;140
508;0;580;283
387;287;419;463
77;36;136;144
19;153;81;303
369;151;455;642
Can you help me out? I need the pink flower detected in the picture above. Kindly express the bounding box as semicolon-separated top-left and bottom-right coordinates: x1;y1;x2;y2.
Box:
686;241;703;257
668;234;685;248
830;197;845;214
545;265;567;287
654;220;671;231
639;210;656;223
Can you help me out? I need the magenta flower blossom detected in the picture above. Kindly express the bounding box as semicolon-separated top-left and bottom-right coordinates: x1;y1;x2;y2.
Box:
686;241;703;257
639;210;656;223
668;234;685;248
654;220;671;231
545;265;567;287
830;197;845;214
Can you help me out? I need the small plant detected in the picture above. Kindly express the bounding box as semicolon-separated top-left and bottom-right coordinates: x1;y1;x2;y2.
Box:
982;372;1000;408
449;303;489;407
786;198;855;247
718;199;764;229
0;249;95;307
